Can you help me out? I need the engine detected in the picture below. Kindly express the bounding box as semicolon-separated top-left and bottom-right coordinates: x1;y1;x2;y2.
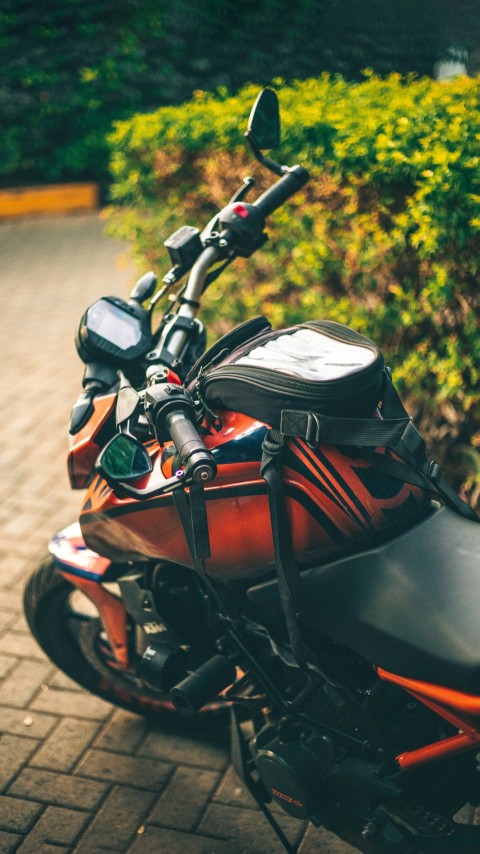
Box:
250;720;335;822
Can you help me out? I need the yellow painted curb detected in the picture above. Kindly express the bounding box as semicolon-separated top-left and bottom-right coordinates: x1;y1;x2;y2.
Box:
0;182;99;218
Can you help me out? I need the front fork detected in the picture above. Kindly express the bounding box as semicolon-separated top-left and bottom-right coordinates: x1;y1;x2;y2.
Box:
49;522;130;668
49;522;182;674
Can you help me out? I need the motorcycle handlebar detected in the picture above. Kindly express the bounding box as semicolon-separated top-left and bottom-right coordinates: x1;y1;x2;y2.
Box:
252;165;310;219
144;384;216;484
165;410;216;484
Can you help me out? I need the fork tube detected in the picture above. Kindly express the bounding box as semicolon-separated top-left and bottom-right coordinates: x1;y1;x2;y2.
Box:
162;246;220;357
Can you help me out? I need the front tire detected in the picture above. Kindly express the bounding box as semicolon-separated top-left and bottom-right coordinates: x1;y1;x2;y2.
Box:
23;557;219;719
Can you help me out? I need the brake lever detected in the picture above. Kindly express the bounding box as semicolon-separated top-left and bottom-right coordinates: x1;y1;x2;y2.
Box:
228;176;255;204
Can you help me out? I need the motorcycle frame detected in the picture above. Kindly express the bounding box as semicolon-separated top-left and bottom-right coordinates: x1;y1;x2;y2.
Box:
378;667;480;769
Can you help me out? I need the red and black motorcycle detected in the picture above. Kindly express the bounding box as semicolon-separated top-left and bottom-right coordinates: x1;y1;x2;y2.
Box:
24;90;480;852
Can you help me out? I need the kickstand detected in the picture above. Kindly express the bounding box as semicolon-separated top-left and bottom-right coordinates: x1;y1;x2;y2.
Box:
230;707;303;854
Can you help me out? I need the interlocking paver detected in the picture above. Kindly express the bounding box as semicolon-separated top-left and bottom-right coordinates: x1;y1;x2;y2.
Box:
0;660;53;707
14;805;90;852
0;795;43;833
0;631;50;660
0;829;22;853
0;707;57;739
127;825;231;854
94;710;149;755
213;765;258;809
8;767;109;810
74;785;157;851
299;824;359;853
31;718;101;773
74;749;173;790
148;766;221;831
0;654;16;679
198;802;304;854
138;726;229;771
0;734;40;791
30;687;112;719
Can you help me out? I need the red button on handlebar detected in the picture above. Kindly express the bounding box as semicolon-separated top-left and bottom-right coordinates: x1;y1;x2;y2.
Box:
232;203;249;219
166;369;182;385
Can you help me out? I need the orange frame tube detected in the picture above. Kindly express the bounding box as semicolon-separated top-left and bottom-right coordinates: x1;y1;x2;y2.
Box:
377;667;480;769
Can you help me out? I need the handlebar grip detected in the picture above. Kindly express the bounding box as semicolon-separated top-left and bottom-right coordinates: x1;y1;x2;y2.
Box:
163;410;217;484
252;165;310;218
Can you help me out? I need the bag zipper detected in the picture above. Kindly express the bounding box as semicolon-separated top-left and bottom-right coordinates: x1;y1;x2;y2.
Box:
199;361;382;401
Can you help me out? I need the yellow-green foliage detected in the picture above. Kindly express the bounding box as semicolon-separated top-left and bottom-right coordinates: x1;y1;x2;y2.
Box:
107;74;480;504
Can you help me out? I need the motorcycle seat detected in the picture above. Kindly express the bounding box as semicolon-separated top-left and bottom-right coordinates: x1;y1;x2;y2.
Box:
248;506;480;693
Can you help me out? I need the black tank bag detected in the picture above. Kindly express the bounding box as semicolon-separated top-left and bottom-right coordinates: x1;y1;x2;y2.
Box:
186;318;478;668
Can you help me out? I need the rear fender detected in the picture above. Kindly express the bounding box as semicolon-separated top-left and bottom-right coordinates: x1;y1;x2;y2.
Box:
49;522;128;668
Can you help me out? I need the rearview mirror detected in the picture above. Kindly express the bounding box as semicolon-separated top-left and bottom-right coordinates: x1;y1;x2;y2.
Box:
96;434;153;482
247;89;281;151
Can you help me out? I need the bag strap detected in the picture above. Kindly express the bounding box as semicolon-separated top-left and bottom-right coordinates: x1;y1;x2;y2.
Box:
279;370;478;523
261;429;310;670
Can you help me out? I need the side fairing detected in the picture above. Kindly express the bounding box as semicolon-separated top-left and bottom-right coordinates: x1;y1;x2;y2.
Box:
80;411;430;580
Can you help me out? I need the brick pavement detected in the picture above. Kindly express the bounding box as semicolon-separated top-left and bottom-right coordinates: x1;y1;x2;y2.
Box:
0;214;356;853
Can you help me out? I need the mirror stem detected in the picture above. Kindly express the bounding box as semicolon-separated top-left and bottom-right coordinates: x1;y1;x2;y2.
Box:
244;132;284;177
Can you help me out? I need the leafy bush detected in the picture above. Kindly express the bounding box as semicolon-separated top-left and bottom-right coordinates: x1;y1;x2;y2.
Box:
107;74;480;505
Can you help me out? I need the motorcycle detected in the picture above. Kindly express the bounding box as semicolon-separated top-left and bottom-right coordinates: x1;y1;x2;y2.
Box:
24;89;480;853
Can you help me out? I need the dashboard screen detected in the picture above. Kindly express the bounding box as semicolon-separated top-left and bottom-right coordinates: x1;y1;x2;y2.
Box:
87;300;142;350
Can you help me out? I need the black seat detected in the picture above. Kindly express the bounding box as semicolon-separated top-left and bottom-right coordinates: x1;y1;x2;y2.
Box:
248;506;480;693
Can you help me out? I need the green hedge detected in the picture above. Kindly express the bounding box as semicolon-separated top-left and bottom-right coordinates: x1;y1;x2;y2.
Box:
107;74;480;505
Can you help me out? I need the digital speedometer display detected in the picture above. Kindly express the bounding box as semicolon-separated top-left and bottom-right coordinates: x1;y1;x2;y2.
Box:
76;296;153;366
87;300;142;349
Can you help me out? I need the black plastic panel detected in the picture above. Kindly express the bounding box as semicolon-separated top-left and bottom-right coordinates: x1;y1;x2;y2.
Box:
248;507;480;692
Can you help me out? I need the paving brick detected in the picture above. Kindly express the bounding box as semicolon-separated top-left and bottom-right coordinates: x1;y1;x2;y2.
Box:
149;766;221;832
0;735;40;791
30;718;101;773
30;687;112;720
0;659;53;707
10;615;29;633
17;845;69;854
94;709;149;755
13;805;90;853
0;829;22;853
138;726;229;771
213;765;257;809
0;612;16;633
0;795;43;833
127;825;231;854
0;631;49;661
74;748;172;790
0;706;57;739
0;554;31;588
48;671;82;691
75;785;157;851
298;824;357;853
0;654;16;679
8;768;108;811
0;591;21;613
198;802;304;854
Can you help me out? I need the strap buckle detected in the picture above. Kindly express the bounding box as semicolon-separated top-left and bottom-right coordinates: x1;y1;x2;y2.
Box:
305;412;321;449
428;460;442;485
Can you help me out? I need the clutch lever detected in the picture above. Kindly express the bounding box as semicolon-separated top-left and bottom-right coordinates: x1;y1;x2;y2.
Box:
113;468;188;500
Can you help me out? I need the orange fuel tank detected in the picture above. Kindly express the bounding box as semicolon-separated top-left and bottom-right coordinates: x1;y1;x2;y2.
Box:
79;409;430;581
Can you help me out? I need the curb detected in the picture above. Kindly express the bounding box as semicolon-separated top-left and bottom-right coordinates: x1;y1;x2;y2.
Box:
0;182;99;219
